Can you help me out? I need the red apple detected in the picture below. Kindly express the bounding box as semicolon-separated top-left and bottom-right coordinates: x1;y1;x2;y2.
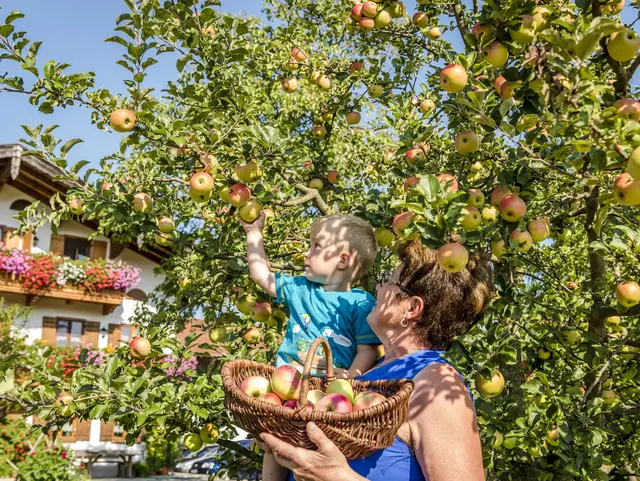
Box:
509;230;533;252
359;16;375;30
404;176;420;192
101;182;115;196
129;337;151;359
110;109;136;133
392;212;415;237
314;393;353;413
495;75;506;92
616;281;640;307
68;199;86;215
405;148;425;164
351;3;364;20
239;375;272;398
242;327;261;343
350;61;364;73
440;64;468;93
362;1;378;18
291;47;308;62
437;243;469;273
528;219;549;243
271;365;302;401
614;98;640;121
228;184;252;208
258;393;282;406
346;111;361;125
251;301;272;323
436;173;459;193
412;12;428;29
499;195;527;222
491;186;512;206
190;172;215;195
419;99;435;113
353;391;387;411
500;81;520;100
282;77;298;93
327;170;340;184
472;23;495;39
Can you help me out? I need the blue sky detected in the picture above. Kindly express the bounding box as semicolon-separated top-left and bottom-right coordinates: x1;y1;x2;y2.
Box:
0;1;638;169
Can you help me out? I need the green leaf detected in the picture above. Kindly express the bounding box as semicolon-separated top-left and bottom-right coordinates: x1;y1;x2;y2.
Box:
5;10;25;24
593;204;609;237
60;138;84;156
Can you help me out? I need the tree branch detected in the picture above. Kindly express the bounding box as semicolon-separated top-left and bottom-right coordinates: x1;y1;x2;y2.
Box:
451;1;469;45
628;54;640;79
273;192;316;207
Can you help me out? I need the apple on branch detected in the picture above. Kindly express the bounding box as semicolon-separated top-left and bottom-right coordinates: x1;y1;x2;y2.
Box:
467;189;485;208
455;131;479;154
282;77;298;93
68;198;86;215
440;64;468;93
133;192;153;214
235;160;262;183
375;227;395;248
475;370;505;398
129;337;151;359
190;172;215;196
437;243;469;273
499;195;527;222
239;198;263;223
461;207;481;231
228;184;252;208
110;108;136;133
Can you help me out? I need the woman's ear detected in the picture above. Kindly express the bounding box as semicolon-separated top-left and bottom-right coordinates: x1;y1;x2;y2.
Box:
405;295;424;321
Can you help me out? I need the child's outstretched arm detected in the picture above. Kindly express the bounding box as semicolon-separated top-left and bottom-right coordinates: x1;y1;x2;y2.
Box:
241;212;276;297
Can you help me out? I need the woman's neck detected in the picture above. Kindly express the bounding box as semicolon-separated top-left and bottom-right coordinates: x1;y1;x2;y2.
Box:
381;336;433;363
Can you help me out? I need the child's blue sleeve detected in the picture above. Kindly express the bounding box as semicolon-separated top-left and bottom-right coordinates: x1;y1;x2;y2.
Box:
274;273;299;304
354;293;380;345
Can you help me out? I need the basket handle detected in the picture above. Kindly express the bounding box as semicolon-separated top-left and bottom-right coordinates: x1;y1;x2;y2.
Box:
299;337;335;407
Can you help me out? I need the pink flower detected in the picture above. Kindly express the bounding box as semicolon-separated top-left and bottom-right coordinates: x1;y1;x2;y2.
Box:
61;451;68;459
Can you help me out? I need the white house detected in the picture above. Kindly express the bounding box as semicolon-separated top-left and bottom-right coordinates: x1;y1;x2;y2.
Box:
0;144;168;459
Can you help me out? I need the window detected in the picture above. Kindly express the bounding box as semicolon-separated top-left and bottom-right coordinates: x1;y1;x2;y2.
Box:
61;422;74;438
120;326;133;342
63;236;90;260
10;200;32;211
56;320;83;347
114;425;125;437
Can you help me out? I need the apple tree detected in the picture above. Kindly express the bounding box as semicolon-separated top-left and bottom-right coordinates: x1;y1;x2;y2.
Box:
2;0;640;478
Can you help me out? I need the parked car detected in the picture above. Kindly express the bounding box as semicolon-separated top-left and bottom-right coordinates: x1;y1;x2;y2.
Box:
174;445;219;473
190;440;261;480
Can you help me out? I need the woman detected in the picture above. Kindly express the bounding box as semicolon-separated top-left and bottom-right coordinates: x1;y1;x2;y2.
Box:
261;239;493;481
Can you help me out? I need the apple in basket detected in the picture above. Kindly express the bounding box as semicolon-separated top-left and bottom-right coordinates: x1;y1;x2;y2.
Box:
271;365;302;401
306;389;325;405
239;376;272;398
314;393;353;413
326;379;355;403
258;393;283;406
353;391;387;411
283;399;313;411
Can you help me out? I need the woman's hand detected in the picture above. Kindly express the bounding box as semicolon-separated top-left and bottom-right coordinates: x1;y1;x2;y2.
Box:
260;422;356;481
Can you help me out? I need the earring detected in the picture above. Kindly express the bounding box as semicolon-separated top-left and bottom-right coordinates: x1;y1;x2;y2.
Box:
400;316;408;328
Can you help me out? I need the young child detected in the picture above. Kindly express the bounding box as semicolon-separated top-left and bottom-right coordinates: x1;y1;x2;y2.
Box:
241;212;380;379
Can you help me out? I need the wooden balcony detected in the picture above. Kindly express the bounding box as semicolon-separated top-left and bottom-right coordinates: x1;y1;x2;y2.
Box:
0;275;125;315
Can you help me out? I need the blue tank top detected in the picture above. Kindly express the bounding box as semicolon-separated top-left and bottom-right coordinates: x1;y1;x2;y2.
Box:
287;349;457;481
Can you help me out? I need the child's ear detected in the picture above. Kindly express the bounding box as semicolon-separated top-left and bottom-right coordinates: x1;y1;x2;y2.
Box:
338;251;351;270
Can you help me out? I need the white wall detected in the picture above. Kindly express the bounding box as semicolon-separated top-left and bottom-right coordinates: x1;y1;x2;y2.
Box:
0;183;166;346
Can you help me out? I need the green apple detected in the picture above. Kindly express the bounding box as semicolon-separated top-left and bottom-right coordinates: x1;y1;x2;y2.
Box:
608;29;640;63
326;379;354;404
184;433;203;452
439;64;468;93
437;243;469;273
375;227;395;248
200;424;219;444
509;15;537;45
475;370;505;398
208;327;229;343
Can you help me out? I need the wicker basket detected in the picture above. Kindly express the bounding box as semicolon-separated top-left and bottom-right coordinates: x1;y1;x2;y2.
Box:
222;337;414;459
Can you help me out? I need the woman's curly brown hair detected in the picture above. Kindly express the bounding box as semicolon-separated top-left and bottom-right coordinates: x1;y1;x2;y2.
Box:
394;239;494;350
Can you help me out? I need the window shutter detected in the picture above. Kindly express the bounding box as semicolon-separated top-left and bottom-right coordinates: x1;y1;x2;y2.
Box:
108;324;122;347
84;321;100;349
4;229;21;250
89;240;108;260
41;317;57;347
76;420;91;441
50;234;65;256
22;231;34;252
100;421;114;442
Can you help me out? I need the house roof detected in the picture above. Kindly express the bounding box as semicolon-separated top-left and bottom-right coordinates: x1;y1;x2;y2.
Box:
0;144;168;264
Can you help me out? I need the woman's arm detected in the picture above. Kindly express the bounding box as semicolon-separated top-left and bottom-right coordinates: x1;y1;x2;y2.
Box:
409;362;485;481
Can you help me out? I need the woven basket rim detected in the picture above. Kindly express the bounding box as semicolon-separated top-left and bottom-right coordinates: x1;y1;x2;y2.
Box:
222;359;414;423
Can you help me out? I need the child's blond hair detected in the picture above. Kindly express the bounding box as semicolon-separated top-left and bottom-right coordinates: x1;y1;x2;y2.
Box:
312;214;378;281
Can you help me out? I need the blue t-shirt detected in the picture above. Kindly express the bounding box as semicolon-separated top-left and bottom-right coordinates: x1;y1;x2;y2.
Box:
274;273;379;374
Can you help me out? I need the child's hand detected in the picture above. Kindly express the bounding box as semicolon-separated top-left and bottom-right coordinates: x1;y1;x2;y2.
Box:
333;368;350;379
240;211;266;233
